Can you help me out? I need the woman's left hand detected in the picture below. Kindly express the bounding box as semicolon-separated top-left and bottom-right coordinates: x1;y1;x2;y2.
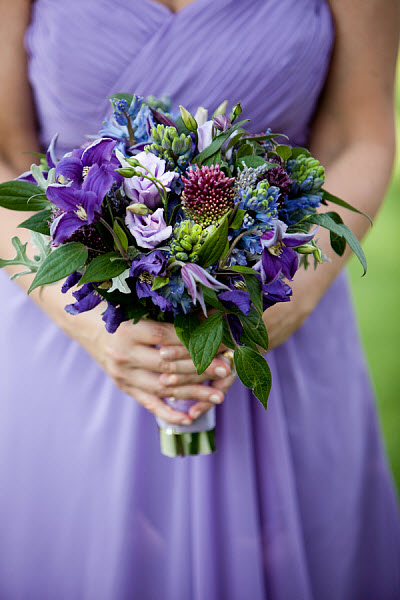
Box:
159;347;236;421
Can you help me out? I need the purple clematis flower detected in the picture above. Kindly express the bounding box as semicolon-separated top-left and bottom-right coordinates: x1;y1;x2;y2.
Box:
118;151;178;210
218;279;252;315
65;283;103;315
130;251;172;312
47;183;104;244
181;263;229;317
261;279;292;310
125;207;172;249
55;138;122;199
102;303;129;333
256;220;317;284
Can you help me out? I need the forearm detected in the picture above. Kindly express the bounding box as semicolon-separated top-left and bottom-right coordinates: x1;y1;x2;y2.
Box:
297;135;395;307
261;135;395;348
0;158;101;346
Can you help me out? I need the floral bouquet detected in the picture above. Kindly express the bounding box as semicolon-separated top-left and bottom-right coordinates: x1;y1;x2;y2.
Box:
0;94;368;457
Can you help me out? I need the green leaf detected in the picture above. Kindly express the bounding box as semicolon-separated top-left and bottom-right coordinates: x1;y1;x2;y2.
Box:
79;252;127;285
174;312;200;352
237;155;275;170
124;302;149;323
189;312;224;374
239;331;259;352
127;246;141;260
291;147;311;159
0;181;49;211
113;221;129;251
325;212;346;256
228;265;259;275
30;231;51;264
276;144;292;161
239;307;269;351
168;202;182;226
18;209;51;235
234;346;272;408
240;132;288;143
175;116;191;136
197;215;229;268
152;276;169;291
226;131;247;152
193;120;249;166
243;274;263;314
307;212;367;275
201;285;225;311
222;319;235;350
0;236;40;275
237;144;253;159
202;149;222;167
229;208;245;230
322;189;373;226
28;242;88;293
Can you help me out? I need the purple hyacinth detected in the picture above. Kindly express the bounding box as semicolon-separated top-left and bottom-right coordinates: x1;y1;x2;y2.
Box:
182;164;235;226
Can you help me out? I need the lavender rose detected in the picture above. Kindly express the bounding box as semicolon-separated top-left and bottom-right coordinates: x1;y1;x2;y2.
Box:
118;151;178;210
125;207;172;249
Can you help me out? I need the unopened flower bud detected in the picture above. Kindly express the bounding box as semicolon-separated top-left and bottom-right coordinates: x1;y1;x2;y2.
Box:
179;105;198;132
230;102;242;123
126;203;151;216
116;167;136;178
213;100;228;117
213;114;231;132
296;242;316;254
126;156;141;168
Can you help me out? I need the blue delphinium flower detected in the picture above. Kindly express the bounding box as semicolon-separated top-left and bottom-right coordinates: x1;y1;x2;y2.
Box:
279;193;322;226
237;180;280;225
158;273;194;316
226;180;280;263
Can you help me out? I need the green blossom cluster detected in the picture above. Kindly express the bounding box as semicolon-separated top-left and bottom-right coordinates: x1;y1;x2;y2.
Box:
169;220;210;261
287;154;325;193
146;125;193;171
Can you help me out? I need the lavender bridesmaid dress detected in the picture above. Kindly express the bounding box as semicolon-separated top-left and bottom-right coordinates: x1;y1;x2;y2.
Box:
0;1;399;598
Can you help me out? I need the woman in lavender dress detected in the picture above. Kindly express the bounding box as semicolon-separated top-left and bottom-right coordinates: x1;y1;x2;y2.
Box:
0;1;399;598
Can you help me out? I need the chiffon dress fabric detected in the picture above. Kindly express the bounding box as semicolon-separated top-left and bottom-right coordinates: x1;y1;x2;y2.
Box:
0;1;399;598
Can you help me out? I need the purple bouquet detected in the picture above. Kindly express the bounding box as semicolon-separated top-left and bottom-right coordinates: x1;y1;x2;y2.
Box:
0;94;368;457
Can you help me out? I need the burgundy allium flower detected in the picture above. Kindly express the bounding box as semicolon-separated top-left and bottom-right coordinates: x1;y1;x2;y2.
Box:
264;166;292;196
182;164;235;226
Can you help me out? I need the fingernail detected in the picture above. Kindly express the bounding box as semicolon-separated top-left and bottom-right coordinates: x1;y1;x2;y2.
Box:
160;348;174;360
192;410;201;419
214;366;229;378
182;419;191;425
161;374;177;385
209;393;223;404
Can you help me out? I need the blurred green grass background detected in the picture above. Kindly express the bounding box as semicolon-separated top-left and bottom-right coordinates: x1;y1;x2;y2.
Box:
348;64;400;492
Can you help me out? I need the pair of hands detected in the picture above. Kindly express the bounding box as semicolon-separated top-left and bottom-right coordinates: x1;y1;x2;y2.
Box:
91;319;237;426
73;265;316;425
